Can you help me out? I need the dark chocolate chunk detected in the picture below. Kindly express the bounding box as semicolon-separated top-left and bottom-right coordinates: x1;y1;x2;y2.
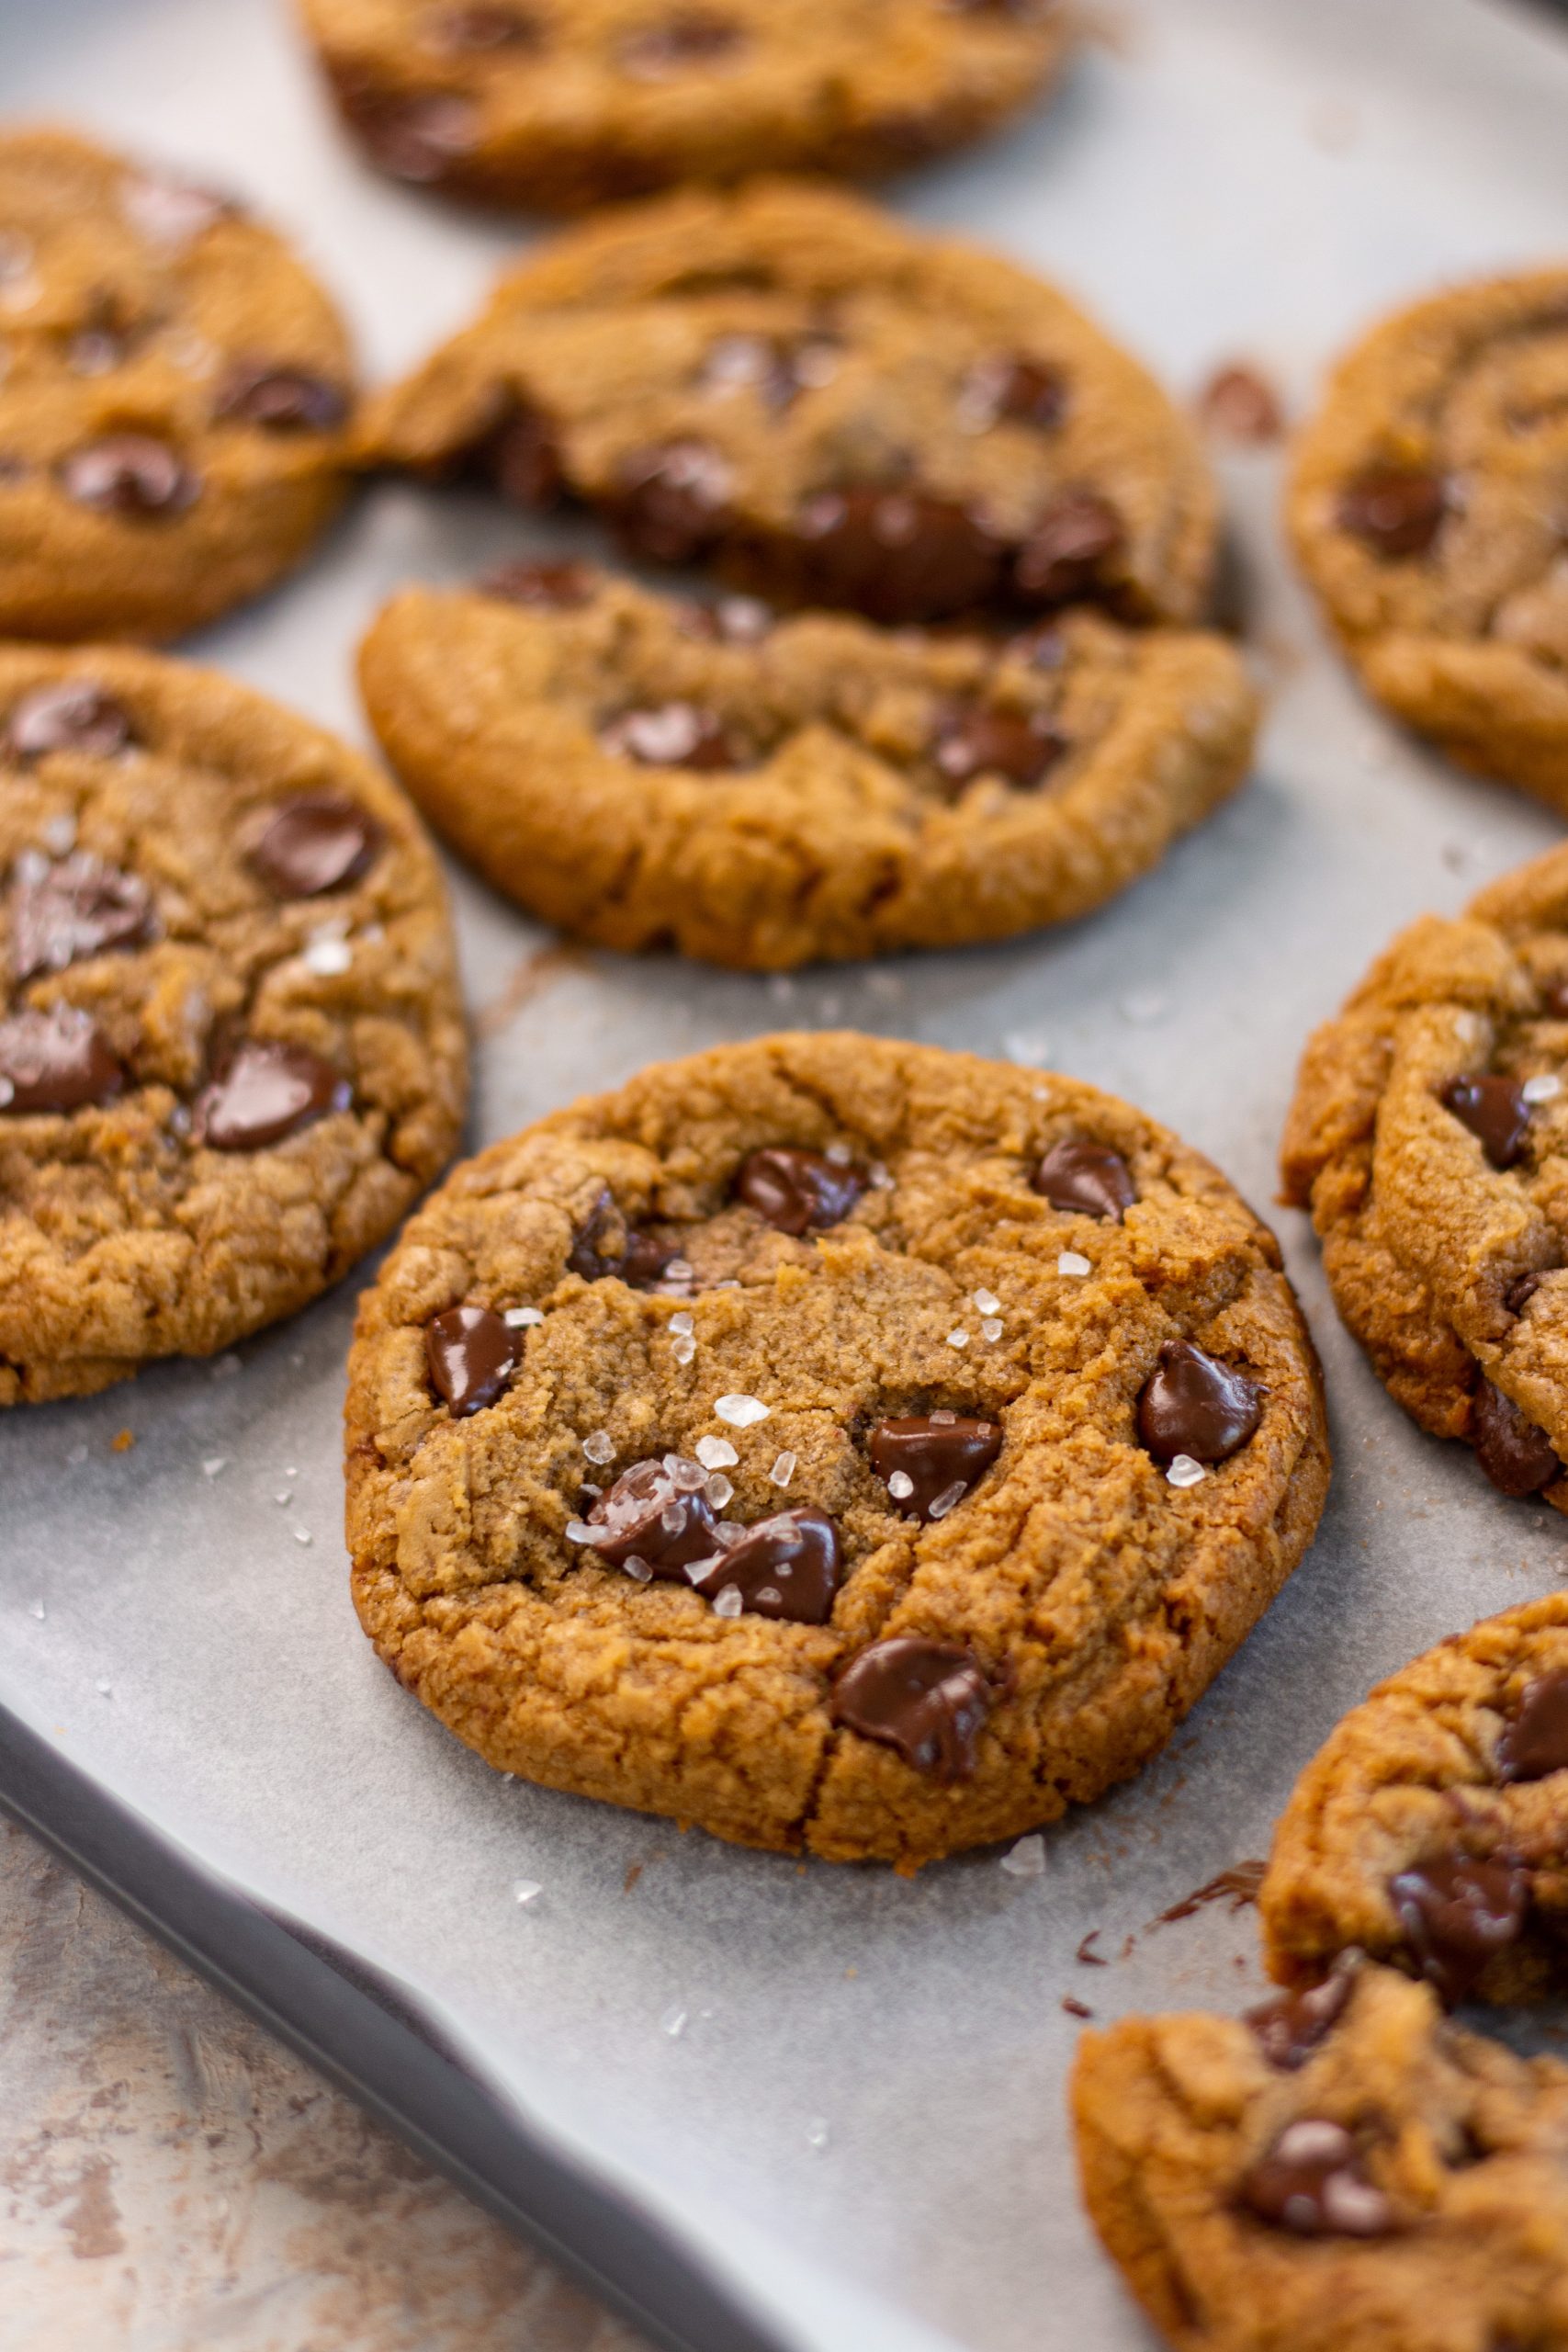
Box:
1497;1669;1568;1784
1013;492;1125;606
10;850;154;981
733;1147;864;1236
4;682;133;763
611;439;733;564
425;1304;520;1417
1440;1074;1530;1170
350;88;481;181
617;12;746;77
932;706;1066;792
698;332;837;413
1337;465;1448;560
1472;1379;1562;1498
1246;1968;1354;2072
1034;1137;1137;1223
567;1190;673;1290
693;1507;842;1624
830;1636;993;1779
0;1004;125;1114
248;794;382;899
481;394;566;509
214;360;349;434
423;3;543;50
868;1414;1002;1521
586;1456;720;1577
788;488;1003;625
600;701;748;771
193;1039;350;1151
479;559;598;609
1241;2120;1395;2239
959;354;1068;432
1138;1340;1263;1466
58;435;197;518
1388;1854;1528;2005
1506;1272;1543;1317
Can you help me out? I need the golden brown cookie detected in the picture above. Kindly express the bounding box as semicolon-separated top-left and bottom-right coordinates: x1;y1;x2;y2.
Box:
344;1034;1329;1868
0;645;467;1405
1289;269;1568;810
1259;1595;1568;2007
1072;1962;1568;2352
298;0;1073;213
0;126;355;644
359;179;1219;628
1281;840;1568;1510
356;564;1258;970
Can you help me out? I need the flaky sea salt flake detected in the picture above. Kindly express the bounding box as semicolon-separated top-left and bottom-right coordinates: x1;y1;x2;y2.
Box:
582;1429;615;1464
981;1318;1004;1343
292;1526;312;1546
705;1473;734;1510
928;1480;968;1521
202;1457;227;1478
661;2004;688;2038
769;1451;796;1488
806;2119;830;2152
504;1306;544;1329
695;1433;737;1470
671;1311;696;1339
1000;1835;1047;1879
972;1289;1000;1317
565;1520;599;1544
715;1393;770;1428
1523;1075;1562;1105
887;1470;915;1501
671;1334;697;1364
712;1586;743;1620
1167;1454;1208;1490
947;1328;969;1350
1058;1251;1091;1278
513;1880;542;1907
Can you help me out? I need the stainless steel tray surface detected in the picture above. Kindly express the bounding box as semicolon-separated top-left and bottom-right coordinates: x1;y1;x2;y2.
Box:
4;3;1568;2349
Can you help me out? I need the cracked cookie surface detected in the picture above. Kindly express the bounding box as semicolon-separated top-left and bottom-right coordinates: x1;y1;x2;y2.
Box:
299;0;1073;212
0;126;355;644
1072;1963;1568;2352
357;566;1257;970
1290;269;1568;809
0;644;467;1405
1282;840;1568;1510
360;179;1218;629
344;1033;1328;1867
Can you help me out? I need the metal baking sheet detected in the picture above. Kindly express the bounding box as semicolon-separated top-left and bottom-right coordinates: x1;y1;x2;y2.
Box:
5;3;1568;2347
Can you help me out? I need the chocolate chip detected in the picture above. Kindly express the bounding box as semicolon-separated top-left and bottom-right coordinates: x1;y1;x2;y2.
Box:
425;1304;520;1417
4;683;134;763
1241;2120;1395;2239
1543;978;1568;1020
0;1005;125;1114
789;488;1003;625
193;1039;350;1151
932;706;1066;792
675;594;773;644
479;559;598;609
1337;465;1448;560
869;1415;1002;1521
830;1636;993;1779
600;702;748;771
959;354;1068;432
1014;492;1125;606
353;89;481;180
617;12;746;77
1197;364;1284;445
567;1190;673;1290
693;1508;842;1624
1498;1669;1568;1784
10;852;154;982
1138;1340;1263;1466
1246;1970;1355;2072
58;435;198;519
1389;1854;1528;2004
480;395;566;509
247;795;383;899
586;1456;719;1577
698;333;837;414
1472;1379;1562;1498
734;1147;864;1236
423;3;543;51
214;361;349;434
1440;1075;1530;1171
1506;1272;1543;1317
1034;1137;1137;1222
611;440;733;564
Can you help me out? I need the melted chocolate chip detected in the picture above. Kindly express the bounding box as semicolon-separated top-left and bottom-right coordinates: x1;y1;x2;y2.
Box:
423;3;543;50
349;88;481;181
425;1304;519;1417
193;1040;350;1151
1338;465;1448;560
567;1190;673;1290
932;706;1065;792
4;682;134;763
1033;1137;1137;1223
617;12;746;77
830;1636;993;1779
479;559;598;609
693;1508;842;1624
247;795;383;900
1497;1668;1568;1785
0;1005;125;1114
1472;1379;1562;1498
1241;2120;1395;2239
960;354;1068;432
58;435;197;518
1138;1340;1263;1466
1441;1074;1530;1170
611;440;733;564
698;333;838;415
869;1415;1002;1521
1197;364;1284;444
586;1456;720;1577
481;395;566;509
1506;1272;1544;1317
10;851;154;981
1013;492;1125;606
1246;1968;1354;2072
733;1147;864;1236
214;361;349;434
1389;1854;1528;2004
600;702;747;771
789;488;1002;625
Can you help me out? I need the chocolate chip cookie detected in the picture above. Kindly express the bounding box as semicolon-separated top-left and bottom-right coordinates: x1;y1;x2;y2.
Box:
1281;841;1568;1509
0;646;466;1405
1258;1595;1568;2007
0;127;355;644
357;566;1257;970
1290;269;1568;809
359;179;1218;628
344;1034;1328;1867
1072;1962;1568;2352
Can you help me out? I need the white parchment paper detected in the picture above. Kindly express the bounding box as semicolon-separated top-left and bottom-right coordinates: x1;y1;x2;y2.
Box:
4;3;1568;2346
